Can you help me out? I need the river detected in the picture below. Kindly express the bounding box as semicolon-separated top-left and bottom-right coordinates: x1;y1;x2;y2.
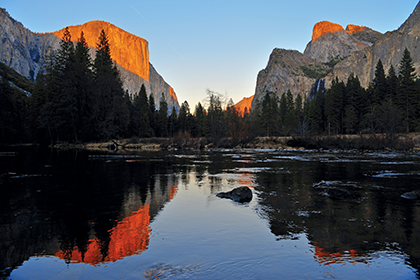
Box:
1;146;420;279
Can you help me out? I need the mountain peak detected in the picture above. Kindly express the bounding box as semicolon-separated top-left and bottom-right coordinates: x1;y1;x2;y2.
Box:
42;21;150;82
312;21;345;42
346;24;367;34
233;96;254;117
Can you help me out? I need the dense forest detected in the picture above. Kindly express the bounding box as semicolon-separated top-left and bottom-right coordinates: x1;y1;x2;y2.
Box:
1;28;420;146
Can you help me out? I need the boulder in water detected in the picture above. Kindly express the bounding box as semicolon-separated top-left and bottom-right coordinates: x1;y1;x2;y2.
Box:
216;187;252;203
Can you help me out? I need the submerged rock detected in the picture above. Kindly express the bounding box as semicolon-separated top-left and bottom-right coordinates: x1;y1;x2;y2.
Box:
401;190;420;200
324;187;352;199
216;187;252;203
312;180;356;199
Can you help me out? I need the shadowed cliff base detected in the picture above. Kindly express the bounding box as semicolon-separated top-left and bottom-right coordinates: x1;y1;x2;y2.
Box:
52;133;420;152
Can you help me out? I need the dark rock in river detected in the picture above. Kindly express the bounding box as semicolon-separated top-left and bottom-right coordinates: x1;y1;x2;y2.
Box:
216;187;252;203
312;180;356;199
401;190;420;200
324;187;352;199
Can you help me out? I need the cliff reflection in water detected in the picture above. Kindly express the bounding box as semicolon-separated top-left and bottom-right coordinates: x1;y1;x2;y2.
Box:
55;182;178;265
0;148;178;275
2;148;420;278
252;151;420;270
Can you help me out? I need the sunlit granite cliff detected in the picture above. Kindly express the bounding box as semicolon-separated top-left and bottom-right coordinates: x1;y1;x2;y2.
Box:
251;2;420;111
0;8;179;113
252;20;382;108
233;95;254;117
304;21;382;63
331;1;420;89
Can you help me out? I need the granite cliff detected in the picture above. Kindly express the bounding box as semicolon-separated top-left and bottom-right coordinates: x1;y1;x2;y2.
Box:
0;8;179;113
304;21;382;63
233;95;254;117
330;1;420;89
252;21;382;109
252;2;420;111
252;49;330;108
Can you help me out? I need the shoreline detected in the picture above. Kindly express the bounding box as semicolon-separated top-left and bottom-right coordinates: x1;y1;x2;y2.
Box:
48;133;420;153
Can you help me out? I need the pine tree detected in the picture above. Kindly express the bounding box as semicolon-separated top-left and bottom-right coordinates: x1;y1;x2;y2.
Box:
372;60;387;105
148;94;157;136
397;48;419;132
194;102;207;137
168;107;178;137
386;64;398;102
93;29;129;140
73;31;95;141
207;90;224;139
129;84;151;137
344;74;366;133
325;78;344;134
261;92;279;136
178;101;191;134
283;90;297;135
0;70;16;142
157;93;168;137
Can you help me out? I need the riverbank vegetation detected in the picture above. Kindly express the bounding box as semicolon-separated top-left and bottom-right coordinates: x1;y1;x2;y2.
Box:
1;29;420;150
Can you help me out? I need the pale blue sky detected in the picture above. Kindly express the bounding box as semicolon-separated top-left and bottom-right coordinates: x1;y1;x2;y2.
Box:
2;0;419;106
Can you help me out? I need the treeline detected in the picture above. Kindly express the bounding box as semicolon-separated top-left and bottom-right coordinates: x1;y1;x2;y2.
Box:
252;48;420;140
1;27;420;145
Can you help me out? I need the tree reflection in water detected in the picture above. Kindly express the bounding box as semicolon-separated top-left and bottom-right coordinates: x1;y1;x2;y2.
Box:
1;148;420;279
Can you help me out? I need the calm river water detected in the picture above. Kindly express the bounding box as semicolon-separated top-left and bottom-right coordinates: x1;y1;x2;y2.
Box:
1;146;420;279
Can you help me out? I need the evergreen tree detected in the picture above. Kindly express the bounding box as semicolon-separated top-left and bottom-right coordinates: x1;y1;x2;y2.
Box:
178;101;191;134
56;27;78;141
283;90;297;135
129;84;151;137
73;31;95;141
397;48;419;132
148;94;157;136
194;102;207;137
168;107;178;137
344;74;366;133
372;60;387;105
157;93;168;137
93;29;129;140
306;89;324;134
0;70;17;142
207;90;224;139
261;92;279;136
325;78;345;134
224;98;241;138
386;64;398;102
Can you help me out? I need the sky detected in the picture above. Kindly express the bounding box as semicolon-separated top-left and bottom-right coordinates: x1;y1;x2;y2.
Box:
2;0;419;107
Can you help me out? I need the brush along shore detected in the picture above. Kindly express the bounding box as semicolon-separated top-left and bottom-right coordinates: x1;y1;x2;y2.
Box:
52;133;420;152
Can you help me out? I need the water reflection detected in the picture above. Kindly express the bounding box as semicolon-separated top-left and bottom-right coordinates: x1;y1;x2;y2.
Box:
1;147;420;279
0;147;179;277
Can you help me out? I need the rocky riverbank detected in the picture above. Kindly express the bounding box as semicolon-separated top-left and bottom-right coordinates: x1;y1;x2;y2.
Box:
52;133;420;153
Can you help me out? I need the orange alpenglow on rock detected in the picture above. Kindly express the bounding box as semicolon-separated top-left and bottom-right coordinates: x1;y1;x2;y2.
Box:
346;24;367;34
312;21;367;42
312;21;345;42
47;21;150;82
233;95;254;117
169;87;178;103
55;204;151;265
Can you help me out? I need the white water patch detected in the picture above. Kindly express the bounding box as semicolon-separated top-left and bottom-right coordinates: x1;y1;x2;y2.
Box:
367;170;420;178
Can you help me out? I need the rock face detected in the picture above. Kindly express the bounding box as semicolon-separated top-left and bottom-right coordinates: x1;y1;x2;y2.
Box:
233;95;254;116
216;187;253;203
252;48;330;108
331;1;420;89
252;1;420;111
47;21;150;82
0;8;60;80
0;8;179;113
304;21;382;63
